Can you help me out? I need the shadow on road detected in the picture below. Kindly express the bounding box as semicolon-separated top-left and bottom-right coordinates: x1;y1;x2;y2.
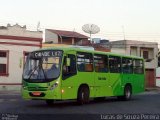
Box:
26;96;140;108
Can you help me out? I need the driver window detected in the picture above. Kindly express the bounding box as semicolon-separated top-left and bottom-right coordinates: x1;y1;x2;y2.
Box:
62;54;77;79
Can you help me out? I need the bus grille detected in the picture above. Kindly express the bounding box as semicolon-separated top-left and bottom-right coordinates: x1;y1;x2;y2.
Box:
28;87;48;91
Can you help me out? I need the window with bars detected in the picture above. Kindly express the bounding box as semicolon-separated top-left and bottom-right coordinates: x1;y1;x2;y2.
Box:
0;52;7;57
0;64;6;74
0;51;9;76
143;51;149;59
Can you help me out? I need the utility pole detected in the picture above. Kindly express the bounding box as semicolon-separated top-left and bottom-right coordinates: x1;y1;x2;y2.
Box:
122;25;125;40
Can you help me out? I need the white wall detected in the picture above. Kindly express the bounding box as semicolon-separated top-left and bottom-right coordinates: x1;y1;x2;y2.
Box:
111;48;126;55
0;45;40;90
0;45;39;83
0;24;42;91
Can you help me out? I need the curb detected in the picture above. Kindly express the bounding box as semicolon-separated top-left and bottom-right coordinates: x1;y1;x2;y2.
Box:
145;87;160;92
0;91;20;95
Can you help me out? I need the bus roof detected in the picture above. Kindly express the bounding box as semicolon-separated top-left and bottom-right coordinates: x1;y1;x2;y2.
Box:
35;46;143;59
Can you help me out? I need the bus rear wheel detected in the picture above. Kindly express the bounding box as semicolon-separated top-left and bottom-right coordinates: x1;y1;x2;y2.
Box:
124;85;132;100
77;86;89;105
118;85;132;101
46;100;54;105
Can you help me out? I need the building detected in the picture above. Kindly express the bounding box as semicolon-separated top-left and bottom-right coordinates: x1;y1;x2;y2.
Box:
0;24;42;90
111;40;158;88
44;29;111;52
93;39;111;52
45;29;89;45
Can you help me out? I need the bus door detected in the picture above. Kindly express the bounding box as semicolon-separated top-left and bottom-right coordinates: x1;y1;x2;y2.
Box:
61;53;78;99
94;54;110;97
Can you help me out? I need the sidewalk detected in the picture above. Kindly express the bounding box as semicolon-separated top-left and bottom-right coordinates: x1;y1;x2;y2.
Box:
145;87;160;91
0;90;21;95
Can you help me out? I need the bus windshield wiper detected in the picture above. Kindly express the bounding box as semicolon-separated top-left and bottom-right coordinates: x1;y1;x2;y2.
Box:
28;65;40;80
27;59;48;81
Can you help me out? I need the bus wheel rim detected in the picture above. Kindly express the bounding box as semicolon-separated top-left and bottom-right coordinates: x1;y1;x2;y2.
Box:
82;92;84;100
126;89;130;98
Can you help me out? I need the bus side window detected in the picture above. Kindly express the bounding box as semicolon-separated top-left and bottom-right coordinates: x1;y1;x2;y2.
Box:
77;52;93;72
133;59;144;74
122;57;133;74
109;56;121;73
62;54;77;80
94;54;108;73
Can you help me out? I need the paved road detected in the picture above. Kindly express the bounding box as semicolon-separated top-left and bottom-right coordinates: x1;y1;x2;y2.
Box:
0;91;160;120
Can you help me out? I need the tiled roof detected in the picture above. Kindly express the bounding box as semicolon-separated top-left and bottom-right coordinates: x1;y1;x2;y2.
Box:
47;29;88;39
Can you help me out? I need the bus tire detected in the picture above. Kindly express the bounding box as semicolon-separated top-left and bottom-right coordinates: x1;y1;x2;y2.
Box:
46;100;54;105
117;85;132;101
77;86;89;105
124;85;132;100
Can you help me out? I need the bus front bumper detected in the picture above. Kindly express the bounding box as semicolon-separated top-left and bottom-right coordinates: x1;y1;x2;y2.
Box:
22;89;61;100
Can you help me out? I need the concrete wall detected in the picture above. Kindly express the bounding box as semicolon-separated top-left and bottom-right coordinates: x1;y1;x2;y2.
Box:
111;48;126;54
45;29;58;43
0;24;42;38
126;40;158;69
111;40;158;69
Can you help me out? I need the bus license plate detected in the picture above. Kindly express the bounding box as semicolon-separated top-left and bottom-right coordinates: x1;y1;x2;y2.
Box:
32;92;41;96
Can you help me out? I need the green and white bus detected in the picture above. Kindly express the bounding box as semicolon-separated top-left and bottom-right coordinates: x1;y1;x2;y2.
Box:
22;47;145;105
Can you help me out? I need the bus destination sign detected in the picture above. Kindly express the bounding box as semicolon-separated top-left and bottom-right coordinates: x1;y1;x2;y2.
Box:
31;50;62;58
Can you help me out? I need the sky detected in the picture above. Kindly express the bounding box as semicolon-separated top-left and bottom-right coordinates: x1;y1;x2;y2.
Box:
1;0;160;42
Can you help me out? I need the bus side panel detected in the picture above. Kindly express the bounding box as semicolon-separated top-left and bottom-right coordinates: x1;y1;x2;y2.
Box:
76;72;95;97
121;74;134;95
61;71;95;99
94;73;111;97
61;74;79;99
132;74;145;94
109;73;123;96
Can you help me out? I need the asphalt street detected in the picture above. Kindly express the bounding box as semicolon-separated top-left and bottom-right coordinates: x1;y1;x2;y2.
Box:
0;90;160;120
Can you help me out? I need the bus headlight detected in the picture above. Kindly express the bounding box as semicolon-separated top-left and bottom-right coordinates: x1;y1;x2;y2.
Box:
22;81;28;89
50;82;59;90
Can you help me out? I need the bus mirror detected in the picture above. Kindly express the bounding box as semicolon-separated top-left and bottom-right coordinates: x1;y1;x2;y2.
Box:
66;58;71;66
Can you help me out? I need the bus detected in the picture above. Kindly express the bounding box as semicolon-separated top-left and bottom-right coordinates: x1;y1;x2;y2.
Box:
22;47;145;105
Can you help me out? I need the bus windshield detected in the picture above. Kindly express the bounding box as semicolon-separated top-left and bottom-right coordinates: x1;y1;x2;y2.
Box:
23;50;62;82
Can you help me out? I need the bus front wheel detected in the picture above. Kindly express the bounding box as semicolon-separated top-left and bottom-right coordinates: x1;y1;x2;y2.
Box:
77;86;89;105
